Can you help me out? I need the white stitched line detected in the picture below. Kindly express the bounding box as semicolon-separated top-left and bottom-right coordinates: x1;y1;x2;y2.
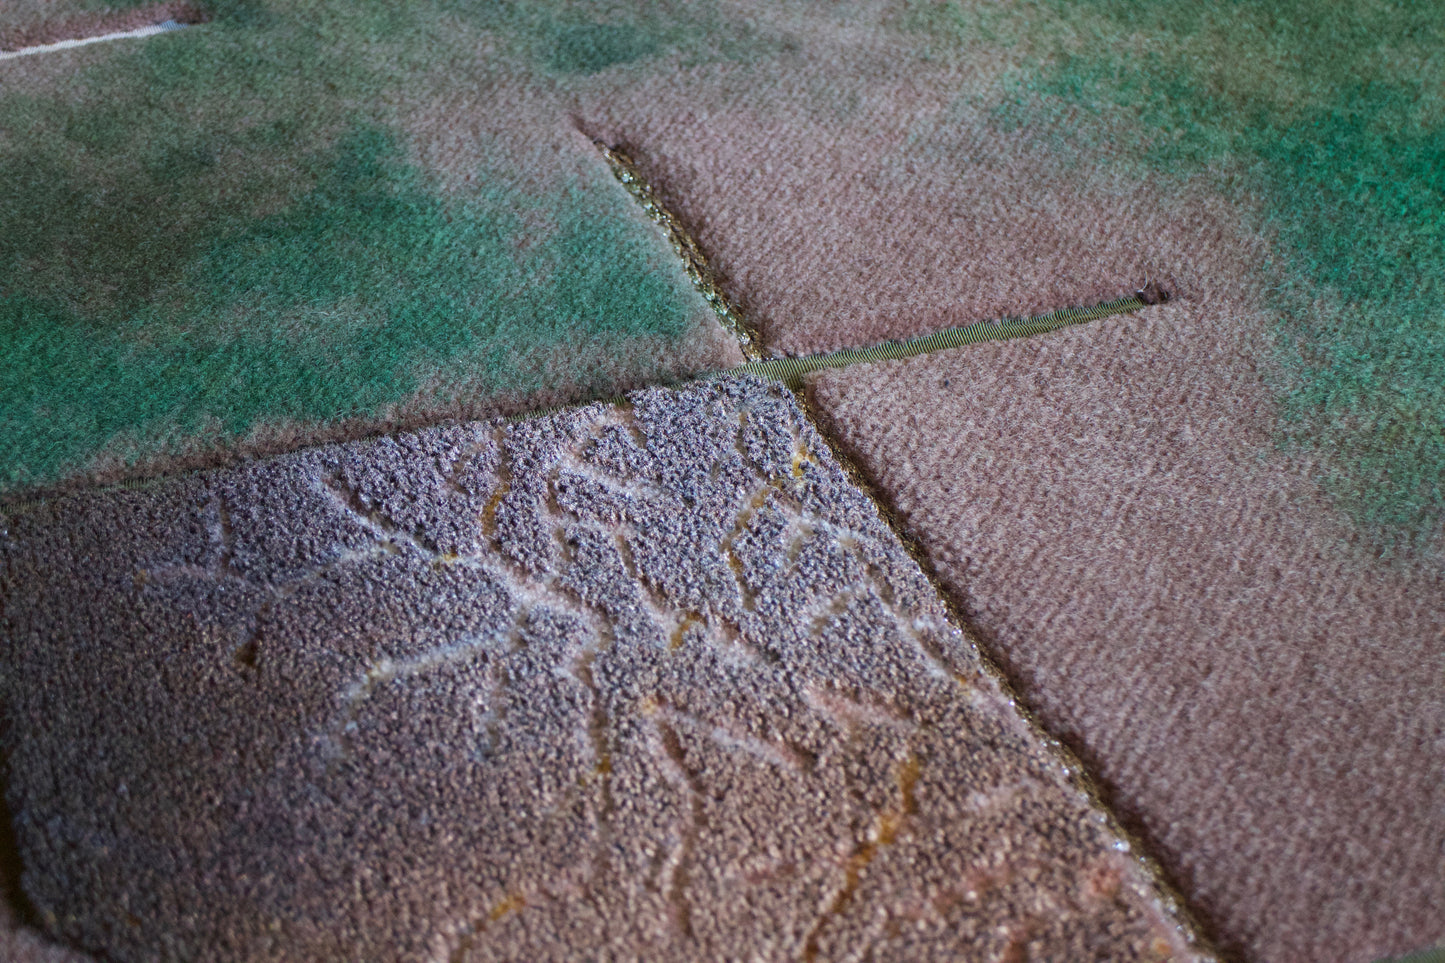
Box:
0;19;189;61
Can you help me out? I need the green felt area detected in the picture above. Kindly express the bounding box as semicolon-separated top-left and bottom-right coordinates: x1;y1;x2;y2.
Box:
1378;946;1445;963
907;0;1445;549
440;1;783;75
4;0;1441;548
0;0;715;493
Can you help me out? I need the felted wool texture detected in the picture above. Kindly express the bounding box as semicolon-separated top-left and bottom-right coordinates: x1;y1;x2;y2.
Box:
0;0;750;497
1;830;96;963
0;2;200;52
0;911;95;963
6;1;1443;549
0;377;1205;962
807;299;1445;963
567;0;1445;548
577;59;1207;357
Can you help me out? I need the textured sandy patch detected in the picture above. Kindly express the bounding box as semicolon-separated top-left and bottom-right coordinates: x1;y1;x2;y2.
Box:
0;377;1201;962
809;300;1445;963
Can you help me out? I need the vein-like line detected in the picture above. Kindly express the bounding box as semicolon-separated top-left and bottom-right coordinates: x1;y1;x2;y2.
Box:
0;19;190;61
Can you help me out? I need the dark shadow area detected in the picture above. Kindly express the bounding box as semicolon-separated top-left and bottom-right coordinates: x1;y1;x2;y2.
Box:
0;725;41;932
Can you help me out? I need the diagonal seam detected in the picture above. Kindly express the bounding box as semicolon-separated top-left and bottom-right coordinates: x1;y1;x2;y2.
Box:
0;1;205;60
584;134;1214;955
593;140;763;360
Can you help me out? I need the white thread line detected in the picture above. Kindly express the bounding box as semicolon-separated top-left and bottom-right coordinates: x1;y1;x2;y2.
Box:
0;19;189;61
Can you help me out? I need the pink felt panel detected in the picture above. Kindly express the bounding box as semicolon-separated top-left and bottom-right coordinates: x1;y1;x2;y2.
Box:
578;46;1250;356
809;296;1445;963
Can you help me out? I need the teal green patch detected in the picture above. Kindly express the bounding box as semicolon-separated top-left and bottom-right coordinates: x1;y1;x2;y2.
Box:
0;0;718;492
0;0;703;494
1264;88;1445;544
1;0;791;492
0;5;361;315
442;0;785;74
546;21;659;73
937;0;1445;550
1376;945;1445;963
1;124;697;489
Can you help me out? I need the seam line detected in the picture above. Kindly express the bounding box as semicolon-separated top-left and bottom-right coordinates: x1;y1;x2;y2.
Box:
0;20;190;61
594;140;763;361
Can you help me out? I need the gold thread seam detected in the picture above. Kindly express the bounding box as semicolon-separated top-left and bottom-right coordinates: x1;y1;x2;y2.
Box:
593;141;763;361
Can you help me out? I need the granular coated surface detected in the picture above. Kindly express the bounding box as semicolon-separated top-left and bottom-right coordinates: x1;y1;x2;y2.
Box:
0;378;1201;962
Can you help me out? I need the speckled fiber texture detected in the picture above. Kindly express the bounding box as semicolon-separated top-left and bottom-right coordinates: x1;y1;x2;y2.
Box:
0;377;1202;962
6;3;1444;962
809;301;1445;963
9;0;1444;531
580;75;1206;359
0;2;203;51
0;899;94;963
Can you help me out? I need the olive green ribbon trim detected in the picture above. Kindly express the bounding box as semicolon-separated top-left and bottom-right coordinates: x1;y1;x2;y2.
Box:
727;295;1146;388
0;295;1154;510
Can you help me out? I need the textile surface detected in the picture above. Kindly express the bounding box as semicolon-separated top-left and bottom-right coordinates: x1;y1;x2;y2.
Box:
2;2;1441;961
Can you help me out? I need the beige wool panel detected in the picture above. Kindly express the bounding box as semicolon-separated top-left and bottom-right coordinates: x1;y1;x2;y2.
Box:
809;300;1445;963
577;46;1263;358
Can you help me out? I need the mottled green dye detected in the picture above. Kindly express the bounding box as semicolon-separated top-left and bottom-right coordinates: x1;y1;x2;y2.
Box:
1;124;695;488
1373;942;1445;963
545;21;659;73
2;3;368;314
0;2;701;491
915;0;1445;548
15;0;1438;537
441;0;785;75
